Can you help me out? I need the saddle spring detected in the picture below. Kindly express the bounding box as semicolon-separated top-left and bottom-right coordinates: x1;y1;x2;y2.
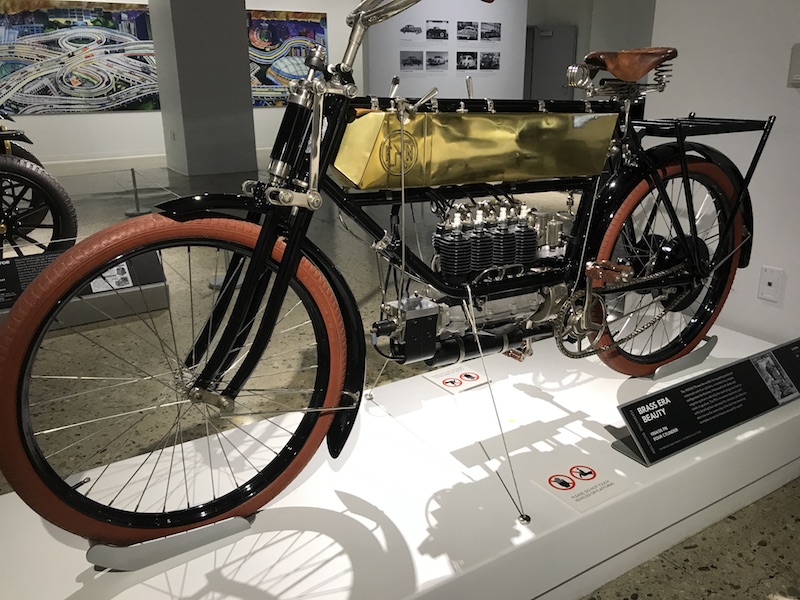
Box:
566;61;674;97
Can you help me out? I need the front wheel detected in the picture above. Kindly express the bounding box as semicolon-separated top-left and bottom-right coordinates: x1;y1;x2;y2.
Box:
3;140;43;166
0;214;347;545
593;159;742;376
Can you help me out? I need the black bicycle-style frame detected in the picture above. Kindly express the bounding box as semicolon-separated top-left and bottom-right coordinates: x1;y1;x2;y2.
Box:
157;89;774;456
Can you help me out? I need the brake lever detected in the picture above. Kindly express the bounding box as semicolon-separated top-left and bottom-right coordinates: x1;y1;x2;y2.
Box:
389;75;400;98
395;87;439;124
411;87;438;112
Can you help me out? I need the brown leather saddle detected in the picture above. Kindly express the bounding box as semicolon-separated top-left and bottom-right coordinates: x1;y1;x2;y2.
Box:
584;47;677;82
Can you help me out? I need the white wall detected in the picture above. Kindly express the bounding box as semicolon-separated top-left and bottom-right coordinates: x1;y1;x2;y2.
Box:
648;0;800;343
8;0;364;167
587;0;655;55
526;0;655;63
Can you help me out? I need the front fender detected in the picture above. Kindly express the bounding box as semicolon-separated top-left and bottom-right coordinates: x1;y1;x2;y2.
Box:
155;193;255;221
155;192;365;458
0;130;33;145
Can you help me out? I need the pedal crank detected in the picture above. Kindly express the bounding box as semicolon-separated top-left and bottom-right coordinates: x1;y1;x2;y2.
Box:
504;338;533;362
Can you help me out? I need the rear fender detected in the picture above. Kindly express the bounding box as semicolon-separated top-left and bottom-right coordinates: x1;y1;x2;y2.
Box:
575;144;753;269
646;142;753;267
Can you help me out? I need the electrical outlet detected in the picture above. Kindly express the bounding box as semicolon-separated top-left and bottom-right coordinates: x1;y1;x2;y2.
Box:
758;266;786;303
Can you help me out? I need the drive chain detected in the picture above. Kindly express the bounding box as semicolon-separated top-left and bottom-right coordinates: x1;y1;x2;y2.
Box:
554;264;691;359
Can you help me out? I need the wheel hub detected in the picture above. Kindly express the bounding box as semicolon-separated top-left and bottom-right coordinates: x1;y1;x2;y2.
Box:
187;384;233;412
657;236;710;311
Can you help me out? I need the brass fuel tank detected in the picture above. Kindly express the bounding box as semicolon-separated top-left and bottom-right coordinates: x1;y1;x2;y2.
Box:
331;110;617;189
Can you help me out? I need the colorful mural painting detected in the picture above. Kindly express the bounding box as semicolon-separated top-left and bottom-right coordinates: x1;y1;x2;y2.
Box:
0;1;156;114
247;11;327;107
0;3;327;113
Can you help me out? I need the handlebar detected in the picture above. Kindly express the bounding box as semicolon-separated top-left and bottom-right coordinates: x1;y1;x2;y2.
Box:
341;0;422;71
347;0;423;28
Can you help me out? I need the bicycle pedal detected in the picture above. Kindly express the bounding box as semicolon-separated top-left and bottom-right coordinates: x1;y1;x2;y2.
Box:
504;340;532;362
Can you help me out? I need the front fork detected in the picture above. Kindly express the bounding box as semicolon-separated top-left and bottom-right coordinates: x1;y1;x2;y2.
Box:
187;44;355;403
190;205;310;400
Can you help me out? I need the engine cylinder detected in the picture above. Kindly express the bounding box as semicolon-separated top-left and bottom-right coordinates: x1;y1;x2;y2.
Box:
515;219;538;264
439;231;471;283
470;227;493;273
492;223;516;266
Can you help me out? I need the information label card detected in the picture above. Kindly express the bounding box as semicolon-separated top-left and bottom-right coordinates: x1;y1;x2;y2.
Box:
618;339;800;465
0;253;61;310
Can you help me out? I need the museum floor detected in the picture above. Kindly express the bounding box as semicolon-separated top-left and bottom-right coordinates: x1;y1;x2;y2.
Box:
2;161;799;600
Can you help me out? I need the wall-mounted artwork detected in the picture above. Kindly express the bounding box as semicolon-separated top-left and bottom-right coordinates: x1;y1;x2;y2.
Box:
400;50;423;71
426;51;448;71
0;1;156;114
365;0;526;98
426;20;448;40
247;11;327;107
480;51;500;70
480;22;501;42
456;51;477;71
456;21;477;41
0;4;329;114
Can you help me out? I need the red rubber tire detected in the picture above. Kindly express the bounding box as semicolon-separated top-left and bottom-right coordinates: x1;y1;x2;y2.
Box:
0;213;347;544
594;160;742;376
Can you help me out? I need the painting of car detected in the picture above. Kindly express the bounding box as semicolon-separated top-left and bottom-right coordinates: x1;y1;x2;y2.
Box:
457;52;477;69
457;25;478;40
427;26;448;39
401;24;422;34
480;52;500;69
481;24;501;40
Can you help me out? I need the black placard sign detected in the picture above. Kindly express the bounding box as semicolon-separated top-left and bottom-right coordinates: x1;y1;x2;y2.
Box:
617;338;800;465
0;253;61;310
0;251;164;311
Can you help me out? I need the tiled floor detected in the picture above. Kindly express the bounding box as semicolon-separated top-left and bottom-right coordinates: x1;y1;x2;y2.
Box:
2;164;799;599
581;479;800;600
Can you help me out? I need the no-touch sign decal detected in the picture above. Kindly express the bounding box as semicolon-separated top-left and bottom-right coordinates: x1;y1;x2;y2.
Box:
424;364;488;394
534;460;634;513
548;474;576;490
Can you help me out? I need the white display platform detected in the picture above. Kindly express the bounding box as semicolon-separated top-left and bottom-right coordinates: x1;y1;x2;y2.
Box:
2;327;800;600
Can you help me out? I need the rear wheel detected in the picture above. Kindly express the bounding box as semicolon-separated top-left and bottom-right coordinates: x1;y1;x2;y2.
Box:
0;214;347;544
594;159;742;376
